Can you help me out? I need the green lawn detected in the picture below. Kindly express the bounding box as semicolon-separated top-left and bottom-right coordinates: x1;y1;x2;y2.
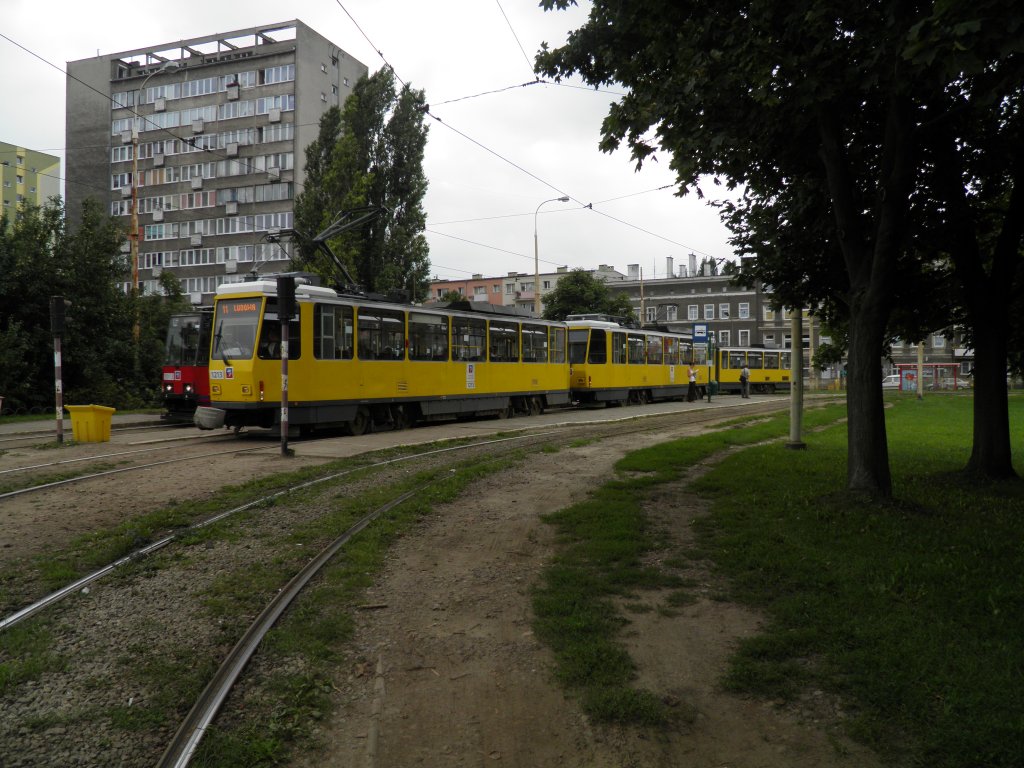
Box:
535;396;1024;767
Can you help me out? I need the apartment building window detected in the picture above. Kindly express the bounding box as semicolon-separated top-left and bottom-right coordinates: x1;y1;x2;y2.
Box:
718;330;730;345
506;284;514;294
474;286;487;296
719;303;730;319
492;285;500;293
543;280;551;289
764;333;776;346
738;302;750;319
764;307;775;321
646;306;657;323
666;305;677;321
738;329;750;346
704;304;715;320
688;305;698;320
932;334;946;349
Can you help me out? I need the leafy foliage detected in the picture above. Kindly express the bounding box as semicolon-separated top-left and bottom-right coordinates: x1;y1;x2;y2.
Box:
0;199;190;414
537;0;1024;491
293;70;431;300
541;268;635;320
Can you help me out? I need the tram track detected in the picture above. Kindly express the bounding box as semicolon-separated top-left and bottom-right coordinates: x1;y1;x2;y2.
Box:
0;398;793;768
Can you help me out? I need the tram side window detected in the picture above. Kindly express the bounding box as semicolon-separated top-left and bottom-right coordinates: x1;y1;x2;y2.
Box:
627;334;646;364
452;316;486;361
664;337;678;366
587;329;607;364
647;336;664;365
693;345;707;366
521;323;548;363
489;320;519;362
747;351;763;369
357;307;405;360
313;304;354;359
763;351;780;369
550;327;566;364
781;351;792;370
678;341;692;365
728;351;745;369
612;332;627;364
409;312;449;361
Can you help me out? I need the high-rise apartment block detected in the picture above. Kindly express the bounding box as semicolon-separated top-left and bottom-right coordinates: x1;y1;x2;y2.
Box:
66;20;367;303
0;142;60;230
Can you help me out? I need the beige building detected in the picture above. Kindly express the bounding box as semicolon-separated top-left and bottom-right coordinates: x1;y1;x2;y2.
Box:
0;142;60;230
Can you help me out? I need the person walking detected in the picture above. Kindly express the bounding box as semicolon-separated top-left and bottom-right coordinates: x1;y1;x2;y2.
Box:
740;364;751;398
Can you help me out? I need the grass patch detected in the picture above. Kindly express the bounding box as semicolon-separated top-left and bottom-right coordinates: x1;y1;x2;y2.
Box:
691;396;1024;767
532;396;1023;767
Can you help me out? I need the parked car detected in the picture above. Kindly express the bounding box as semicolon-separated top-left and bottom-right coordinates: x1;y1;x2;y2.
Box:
882;374;901;390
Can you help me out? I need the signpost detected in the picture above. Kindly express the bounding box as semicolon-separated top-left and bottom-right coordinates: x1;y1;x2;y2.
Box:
277;276;295;457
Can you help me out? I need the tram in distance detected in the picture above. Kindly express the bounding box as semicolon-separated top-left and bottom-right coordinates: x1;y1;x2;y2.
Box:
712;346;793;394
161;308;213;422
566;317;711;403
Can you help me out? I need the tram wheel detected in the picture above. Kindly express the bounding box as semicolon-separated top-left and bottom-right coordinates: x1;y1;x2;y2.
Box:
346;407;371;436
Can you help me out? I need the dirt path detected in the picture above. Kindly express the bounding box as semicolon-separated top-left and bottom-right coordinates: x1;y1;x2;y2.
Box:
289;427;880;768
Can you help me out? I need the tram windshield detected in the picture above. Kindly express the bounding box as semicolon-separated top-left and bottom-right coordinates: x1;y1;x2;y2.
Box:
164;313;207;366
568;329;589;364
212;297;263;361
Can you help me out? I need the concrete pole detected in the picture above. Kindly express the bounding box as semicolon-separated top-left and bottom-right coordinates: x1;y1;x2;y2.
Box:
787;309;806;449
917;341;925;399
533;197;569;316
54;334;64;445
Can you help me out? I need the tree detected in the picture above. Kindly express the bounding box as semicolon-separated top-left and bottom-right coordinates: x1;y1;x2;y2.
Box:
0;198;173;413
542;268;635;321
438;289;464;304
294;69;430;300
904;4;1024;479
537;0;1023;496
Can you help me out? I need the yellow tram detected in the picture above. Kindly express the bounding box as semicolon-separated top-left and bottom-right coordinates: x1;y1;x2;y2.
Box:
567;319;706;404
714;346;792;394
195;280;571;434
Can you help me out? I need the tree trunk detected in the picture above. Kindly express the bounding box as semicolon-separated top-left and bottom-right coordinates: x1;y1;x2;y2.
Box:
845;296;892;496
965;307;1016;479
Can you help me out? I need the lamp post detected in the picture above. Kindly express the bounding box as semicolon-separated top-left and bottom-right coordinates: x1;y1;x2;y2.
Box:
130;59;179;340
534;196;570;315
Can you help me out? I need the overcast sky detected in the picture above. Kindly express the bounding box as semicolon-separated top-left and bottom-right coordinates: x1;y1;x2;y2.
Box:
1;0;739;282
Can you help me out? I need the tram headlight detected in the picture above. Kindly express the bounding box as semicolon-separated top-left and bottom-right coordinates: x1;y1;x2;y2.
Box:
184;384;193;393
164;384;173;393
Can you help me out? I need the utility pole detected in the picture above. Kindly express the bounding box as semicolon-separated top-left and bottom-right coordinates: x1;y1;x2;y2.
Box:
50;296;71;444
787;309;806;449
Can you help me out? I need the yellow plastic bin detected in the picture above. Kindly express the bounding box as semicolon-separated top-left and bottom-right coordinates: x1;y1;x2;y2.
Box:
66;405;117;443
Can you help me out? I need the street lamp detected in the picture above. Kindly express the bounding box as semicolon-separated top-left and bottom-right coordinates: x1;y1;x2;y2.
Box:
534;196;570;315
130;59;180;340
